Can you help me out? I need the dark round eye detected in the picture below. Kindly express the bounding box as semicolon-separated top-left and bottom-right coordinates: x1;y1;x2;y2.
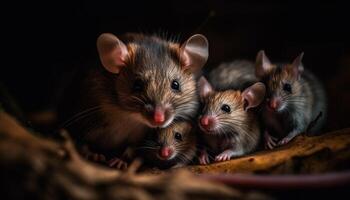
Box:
171;80;180;91
283;83;292;93
221;104;231;113
174;132;183;141
133;79;144;92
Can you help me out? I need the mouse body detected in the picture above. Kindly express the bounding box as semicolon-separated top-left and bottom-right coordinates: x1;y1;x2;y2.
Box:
255;51;327;149
58;33;209;167
197;77;265;164
208;60;258;91
139;121;196;169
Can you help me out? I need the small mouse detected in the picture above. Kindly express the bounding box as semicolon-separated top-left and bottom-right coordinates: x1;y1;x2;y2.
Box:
197;77;265;164
208;60;258;91
255;51;327;149
58;33;209;168
139;121;196;169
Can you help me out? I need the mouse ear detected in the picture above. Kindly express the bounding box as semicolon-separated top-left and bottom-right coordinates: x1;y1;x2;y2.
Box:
180;34;209;73
198;76;213;100
242;82;266;111
289;52;304;80
97;33;129;74
255;50;274;78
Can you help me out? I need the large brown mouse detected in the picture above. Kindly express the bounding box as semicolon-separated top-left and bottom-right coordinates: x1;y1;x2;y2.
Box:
255;51;327;149
58;33;209;167
197;77;265;164
138;121;196;169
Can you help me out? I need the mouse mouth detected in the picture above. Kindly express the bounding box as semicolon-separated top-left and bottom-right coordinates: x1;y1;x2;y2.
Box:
156;154;176;161
142;105;175;128
147;114;175;128
265;103;286;113
156;148;177;161
198;123;218;134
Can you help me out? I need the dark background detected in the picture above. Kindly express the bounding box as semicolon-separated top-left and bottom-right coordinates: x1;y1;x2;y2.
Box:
2;1;350;131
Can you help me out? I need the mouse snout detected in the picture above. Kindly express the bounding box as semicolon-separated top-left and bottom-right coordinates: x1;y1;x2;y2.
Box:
199;115;217;131
145;104;173;127
267;97;282;111
159;146;174;160
154;106;165;123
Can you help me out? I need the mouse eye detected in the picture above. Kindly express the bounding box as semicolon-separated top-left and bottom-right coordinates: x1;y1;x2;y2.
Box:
133;79;144;92
174;132;183;141
283;83;292;93
221;104;231;113
171;80;180;92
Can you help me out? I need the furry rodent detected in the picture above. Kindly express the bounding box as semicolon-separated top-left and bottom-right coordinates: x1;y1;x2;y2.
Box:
197;77;265;164
58;33;208;167
255;51;327;148
139;121;196;169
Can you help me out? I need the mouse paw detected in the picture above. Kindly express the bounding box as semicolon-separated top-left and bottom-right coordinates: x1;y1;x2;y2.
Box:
277;137;292;146
108;157;128;170
199;150;210;165
86;153;106;163
215;150;234;162
264;131;278;150
81;145;106;163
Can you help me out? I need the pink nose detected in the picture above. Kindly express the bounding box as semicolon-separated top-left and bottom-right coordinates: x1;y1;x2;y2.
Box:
159;147;173;159
201;116;209;126
200;116;215;131
153;106;165;124
268;98;281;110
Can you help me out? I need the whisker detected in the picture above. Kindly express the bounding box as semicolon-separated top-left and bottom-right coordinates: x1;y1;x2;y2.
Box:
60;106;103;128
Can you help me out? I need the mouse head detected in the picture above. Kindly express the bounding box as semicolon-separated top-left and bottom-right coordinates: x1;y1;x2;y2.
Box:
97;33;209;128
197;77;265;135
143;121;195;164
255;50;305;113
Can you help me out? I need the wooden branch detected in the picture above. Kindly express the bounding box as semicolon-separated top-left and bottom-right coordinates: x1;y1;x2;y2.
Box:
0;111;251;200
187;129;350;174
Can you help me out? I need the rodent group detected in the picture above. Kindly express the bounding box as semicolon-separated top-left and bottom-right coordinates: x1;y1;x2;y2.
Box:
58;32;327;169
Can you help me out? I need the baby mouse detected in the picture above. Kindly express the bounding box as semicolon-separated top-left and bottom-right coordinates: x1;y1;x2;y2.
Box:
139;121;196;169
255;51;327;149
58;33;209;168
197;77;265;164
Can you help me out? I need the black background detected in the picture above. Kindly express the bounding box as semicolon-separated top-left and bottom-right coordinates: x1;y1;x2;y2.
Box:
2;1;350;130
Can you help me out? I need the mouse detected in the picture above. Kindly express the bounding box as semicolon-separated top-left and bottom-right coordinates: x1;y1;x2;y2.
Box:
208;60;258;91
255;50;327;149
138;121;196;169
197;77;265;164
58;33;209;168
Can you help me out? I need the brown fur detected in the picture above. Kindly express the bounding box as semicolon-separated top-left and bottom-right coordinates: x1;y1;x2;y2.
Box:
200;90;261;156
139;121;197;169
58;34;200;159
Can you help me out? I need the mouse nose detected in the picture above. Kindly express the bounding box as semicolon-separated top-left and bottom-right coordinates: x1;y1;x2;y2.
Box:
268;97;281;111
200;115;216;131
159;146;173;160
145;104;168;126
154;106;165;124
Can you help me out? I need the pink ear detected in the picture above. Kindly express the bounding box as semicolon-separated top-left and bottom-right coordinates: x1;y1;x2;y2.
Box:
198;76;213;99
242;82;266;111
255;50;274;78
97;33;129;74
180;34;209;73
290;52;304;79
